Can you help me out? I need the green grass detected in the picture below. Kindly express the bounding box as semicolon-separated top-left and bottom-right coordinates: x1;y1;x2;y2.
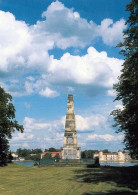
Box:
0;163;138;195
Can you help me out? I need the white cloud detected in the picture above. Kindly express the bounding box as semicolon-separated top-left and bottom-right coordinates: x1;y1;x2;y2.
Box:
23;143;29;148
99;18;126;46
88;134;123;141
24;102;31;109
48;47;123;89
0;1;126;97
115;104;124;111
12;132;34;141
107;89;116;96
10;111;124;150
76;114;106;131
23;117;64;132
39;87;60;98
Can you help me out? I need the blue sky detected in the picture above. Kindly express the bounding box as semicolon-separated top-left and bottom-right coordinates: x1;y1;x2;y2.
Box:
0;0;130;152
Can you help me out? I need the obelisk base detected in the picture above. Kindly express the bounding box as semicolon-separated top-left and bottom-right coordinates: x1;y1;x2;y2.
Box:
61;146;81;160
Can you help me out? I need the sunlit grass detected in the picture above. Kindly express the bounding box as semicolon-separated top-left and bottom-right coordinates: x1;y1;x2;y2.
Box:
0;163;137;195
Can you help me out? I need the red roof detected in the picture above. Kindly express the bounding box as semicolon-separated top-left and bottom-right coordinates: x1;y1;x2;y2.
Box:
103;153;118;155
41;152;61;155
41;152;61;158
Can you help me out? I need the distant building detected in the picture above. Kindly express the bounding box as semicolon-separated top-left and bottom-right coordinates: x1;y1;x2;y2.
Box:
41;152;62;159
19;157;25;161
93;150;131;162
11;153;18;158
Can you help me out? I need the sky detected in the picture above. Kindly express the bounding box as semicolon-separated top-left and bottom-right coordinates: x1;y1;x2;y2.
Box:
0;0;131;152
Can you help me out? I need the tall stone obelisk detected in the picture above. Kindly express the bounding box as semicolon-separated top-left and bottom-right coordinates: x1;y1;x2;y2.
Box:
61;94;81;159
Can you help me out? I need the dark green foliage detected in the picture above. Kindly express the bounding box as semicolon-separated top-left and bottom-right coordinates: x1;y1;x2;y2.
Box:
25;154;41;161
44;148;60;152
43;152;52;159
31;148;42;154
17;148;42;157
81;150;99;159
54;153;60;159
16;148;31;157
48;147;57;152
111;0;138;158
16;148;42;161
0;87;24;166
8;151;13;163
103;149;111;153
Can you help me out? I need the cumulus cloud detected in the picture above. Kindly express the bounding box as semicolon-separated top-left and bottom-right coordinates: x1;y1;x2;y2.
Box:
48;47;123;90
10;111;124;150
76;114;106;131
12;132;34;141
23;117;64;132
99;18;126;46
0;1;126;97
88;134;123;141
39;87;60;98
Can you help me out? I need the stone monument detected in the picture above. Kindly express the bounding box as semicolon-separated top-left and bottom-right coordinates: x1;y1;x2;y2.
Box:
61;94;81;159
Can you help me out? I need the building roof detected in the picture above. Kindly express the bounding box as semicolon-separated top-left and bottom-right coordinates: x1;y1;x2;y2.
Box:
41;151;61;156
103;153;118;155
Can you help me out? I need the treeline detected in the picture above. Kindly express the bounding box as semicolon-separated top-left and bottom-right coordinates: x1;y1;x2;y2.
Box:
14;148;111;161
15;148;60;161
16;148;43;161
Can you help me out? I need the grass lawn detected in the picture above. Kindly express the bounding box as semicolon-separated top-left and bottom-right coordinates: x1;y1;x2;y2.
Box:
0;163;138;195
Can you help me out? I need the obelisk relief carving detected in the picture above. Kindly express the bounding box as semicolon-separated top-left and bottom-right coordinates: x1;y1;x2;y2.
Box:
61;94;81;159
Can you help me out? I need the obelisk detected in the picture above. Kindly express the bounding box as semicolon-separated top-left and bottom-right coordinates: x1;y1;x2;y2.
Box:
61;94;81;159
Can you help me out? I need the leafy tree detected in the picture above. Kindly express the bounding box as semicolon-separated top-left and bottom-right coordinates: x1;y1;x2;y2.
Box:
7;151;13;163
0;87;24;166
54;153;60;159
81;151;86;159
103;149;111;153
48;147;57;152
16;148;31;157
25;154;41;161
111;0;138;158
31;148;42;154
43;152;52;159
81;150;99;159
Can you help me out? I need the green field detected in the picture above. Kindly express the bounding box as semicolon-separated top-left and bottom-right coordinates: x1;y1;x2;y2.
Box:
0;164;137;195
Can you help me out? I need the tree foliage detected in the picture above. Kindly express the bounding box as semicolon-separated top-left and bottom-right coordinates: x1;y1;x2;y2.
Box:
111;0;138;158
44;152;52;159
81;150;99;159
0;87;24;166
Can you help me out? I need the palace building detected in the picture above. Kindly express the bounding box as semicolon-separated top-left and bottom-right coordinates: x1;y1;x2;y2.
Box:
94;150;131;162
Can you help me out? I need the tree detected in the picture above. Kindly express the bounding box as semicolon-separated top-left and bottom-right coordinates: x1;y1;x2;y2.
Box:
43;152;52;159
48;147;57;152
103;149;111;153
0;87;24;166
7;151;13;163
31;148;42;154
54;153;60;159
111;0;138;158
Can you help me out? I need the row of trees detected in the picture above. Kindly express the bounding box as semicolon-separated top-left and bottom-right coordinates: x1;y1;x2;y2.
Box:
16;148;42;157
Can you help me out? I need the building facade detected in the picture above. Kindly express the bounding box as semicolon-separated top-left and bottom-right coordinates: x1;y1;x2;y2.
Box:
94;150;131;162
61;94;81;159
